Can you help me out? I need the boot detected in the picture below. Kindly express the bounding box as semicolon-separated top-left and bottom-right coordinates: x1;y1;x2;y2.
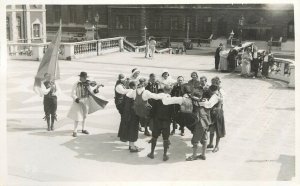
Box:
50;115;55;131
45;115;51;131
163;140;170;161
147;138;157;159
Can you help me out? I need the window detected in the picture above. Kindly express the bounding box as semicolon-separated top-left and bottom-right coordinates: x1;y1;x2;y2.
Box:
33;24;40;37
17;16;22;39
115;15;137;30
152;16;162;30
54;5;61;23
203;16;212;33
6;17;10;40
84;5;92;21
171;16;179;30
69;6;76;23
184;17;195;31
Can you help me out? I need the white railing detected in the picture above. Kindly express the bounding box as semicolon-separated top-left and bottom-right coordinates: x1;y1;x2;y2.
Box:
7;37;125;61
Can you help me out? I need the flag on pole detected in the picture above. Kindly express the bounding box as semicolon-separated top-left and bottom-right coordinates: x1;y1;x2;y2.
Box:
33;20;62;96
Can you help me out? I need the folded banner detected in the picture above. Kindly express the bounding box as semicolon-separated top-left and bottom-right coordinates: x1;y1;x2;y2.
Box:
87;92;109;114
33;20;62;96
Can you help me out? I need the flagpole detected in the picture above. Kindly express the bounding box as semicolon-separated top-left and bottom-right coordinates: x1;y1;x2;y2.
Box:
53;19;62;81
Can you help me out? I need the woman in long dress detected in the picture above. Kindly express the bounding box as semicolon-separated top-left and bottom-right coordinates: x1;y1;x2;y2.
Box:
219;47;229;71
241;47;253;77
117;81;140;152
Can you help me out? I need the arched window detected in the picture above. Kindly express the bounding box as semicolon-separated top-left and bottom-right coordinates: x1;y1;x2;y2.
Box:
32;19;42;39
33;24;40;38
16;16;22;39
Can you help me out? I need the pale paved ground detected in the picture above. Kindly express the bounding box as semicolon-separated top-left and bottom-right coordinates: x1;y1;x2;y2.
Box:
6;52;295;184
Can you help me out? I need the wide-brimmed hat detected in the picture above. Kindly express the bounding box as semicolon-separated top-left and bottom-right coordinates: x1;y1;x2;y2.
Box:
78;71;88;78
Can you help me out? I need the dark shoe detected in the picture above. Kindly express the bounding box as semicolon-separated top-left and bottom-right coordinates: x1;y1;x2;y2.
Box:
186;155;198;161
170;129;175;135
82;130;89;135
207;144;214;149
130;146;141;153
144;130;151;136
50;125;54;131
163;154;169;161
197;155;206;160
72;132;77;137
212;147;219;153
147;153;154;159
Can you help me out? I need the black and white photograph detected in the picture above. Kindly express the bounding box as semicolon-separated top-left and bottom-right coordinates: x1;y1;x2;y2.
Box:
0;1;299;185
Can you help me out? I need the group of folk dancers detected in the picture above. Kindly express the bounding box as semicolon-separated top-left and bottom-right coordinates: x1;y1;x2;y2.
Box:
39;68;225;161
115;68;226;161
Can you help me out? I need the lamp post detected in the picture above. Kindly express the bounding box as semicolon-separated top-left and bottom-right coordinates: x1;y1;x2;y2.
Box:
94;13;100;40
230;30;234;46
144;26;147;58
239;15;245;44
92;25;95;40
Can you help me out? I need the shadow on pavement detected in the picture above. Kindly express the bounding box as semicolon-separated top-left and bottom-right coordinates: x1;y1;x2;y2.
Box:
61;132;191;165
29;130;75;137
246;154;295;181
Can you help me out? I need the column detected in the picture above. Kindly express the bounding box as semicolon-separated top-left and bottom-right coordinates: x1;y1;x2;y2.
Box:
26;5;31;43
140;6;146;41
42;5;47;43
11;5;18;42
11;5;18;54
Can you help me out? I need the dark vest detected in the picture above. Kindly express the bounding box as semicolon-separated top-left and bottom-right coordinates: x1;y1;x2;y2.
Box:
154;100;172;121
114;81;125;105
44;81;56;97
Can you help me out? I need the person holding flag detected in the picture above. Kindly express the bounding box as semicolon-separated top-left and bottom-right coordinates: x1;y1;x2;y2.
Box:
41;73;61;131
67;72;107;137
33;20;62;130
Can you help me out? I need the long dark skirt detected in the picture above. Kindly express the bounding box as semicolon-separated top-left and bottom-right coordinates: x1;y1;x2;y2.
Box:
118;96;139;142
211;108;226;138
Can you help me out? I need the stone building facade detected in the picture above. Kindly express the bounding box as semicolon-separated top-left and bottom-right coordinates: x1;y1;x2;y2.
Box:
6;5;47;43
45;4;294;42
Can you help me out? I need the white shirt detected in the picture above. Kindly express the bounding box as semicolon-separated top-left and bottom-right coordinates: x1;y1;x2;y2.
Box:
158;77;176;89
115;84;131;95
126;87;162;100
199;94;220;108
41;81;61;96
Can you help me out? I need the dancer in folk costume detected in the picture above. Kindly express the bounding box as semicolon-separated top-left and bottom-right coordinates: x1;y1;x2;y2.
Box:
117;81;141;152
41;73;61;131
33;20;62;131
187;72;201;94
144;73;160;136
114;74;131;114
185;85;221;161
158;69;176;90
207;76;226;153
170;76;186;136
67;72;107;137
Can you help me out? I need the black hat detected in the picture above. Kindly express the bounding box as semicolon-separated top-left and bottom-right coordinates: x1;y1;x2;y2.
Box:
78;71;88;78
